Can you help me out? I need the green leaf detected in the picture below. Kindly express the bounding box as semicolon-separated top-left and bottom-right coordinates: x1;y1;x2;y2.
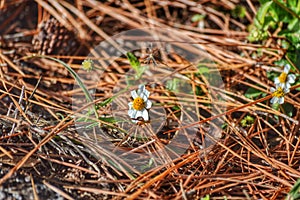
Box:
295;77;300;91
286;178;300;200
245;87;263;99
221;123;228;129
282;103;294;117
166;78;180;92
287;48;300;68
274;59;290;67
201;194;210;200
281;39;290;49
270;1;289;22
56;113;65;120
191;14;205;22
288;18;300;31
272;102;280;110
198;66;210;74
172;105;180;111
266;71;277;81
287;0;300;15
126;52;147;79
85;122;98;129
268;4;279;22
287;0;297;8
263;16;276;29
272;0;300;22
296;0;300;14
99;116;119;123
231;5;246;19
140;158;155;171
256;1;273;26
253;18;262;29
127;52;140;70
241;115;255;127
97;97;113;108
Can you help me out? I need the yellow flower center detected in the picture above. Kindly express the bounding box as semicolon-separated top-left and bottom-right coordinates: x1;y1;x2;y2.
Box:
133;97;145;110
278;72;287;83
272;87;285;98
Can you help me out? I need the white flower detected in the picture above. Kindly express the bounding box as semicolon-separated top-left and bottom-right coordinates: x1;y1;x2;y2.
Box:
128;85;152;123
274;64;296;89
270;85;289;104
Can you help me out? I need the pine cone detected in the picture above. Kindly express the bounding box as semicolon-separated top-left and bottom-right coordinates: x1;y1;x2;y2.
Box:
32;18;78;55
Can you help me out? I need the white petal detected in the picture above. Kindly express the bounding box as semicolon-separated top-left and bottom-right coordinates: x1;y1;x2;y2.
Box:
270;97;278;104
140;92;147;101
274;77;280;84
284;83;291;89
137;85;145;95
137;86;149;100
145;89;150;98
134;110;144;119
145;100;152;109
284;87;290;93
287;74;296;84
128;109;137;118
128;102;133;107
131;119;138;123
270;87;276;93
284;64;290;73
280;82;285;88
278;97;284;104
128;109;133;116
141;109;149;121
275;83;285;89
141;90;150;101
131;90;138;99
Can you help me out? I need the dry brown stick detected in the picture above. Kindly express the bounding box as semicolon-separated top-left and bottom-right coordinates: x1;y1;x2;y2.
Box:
43;180;75;200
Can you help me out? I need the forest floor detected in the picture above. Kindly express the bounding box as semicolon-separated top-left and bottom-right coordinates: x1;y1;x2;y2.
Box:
0;1;300;199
